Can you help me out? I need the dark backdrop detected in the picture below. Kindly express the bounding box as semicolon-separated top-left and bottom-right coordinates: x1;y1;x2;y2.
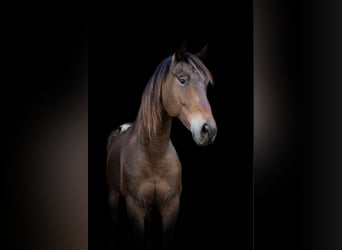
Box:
89;5;253;250
2;2;341;250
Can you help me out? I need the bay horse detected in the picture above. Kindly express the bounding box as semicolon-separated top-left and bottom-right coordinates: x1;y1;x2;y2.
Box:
106;43;217;250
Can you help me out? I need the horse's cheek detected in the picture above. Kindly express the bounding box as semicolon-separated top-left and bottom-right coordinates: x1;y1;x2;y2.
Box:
163;91;180;117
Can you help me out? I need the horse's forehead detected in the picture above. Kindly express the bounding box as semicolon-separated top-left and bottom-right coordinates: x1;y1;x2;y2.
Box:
173;62;191;71
173;62;207;80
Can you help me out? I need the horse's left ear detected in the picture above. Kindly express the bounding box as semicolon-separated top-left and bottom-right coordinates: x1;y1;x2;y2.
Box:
174;40;188;62
195;44;208;59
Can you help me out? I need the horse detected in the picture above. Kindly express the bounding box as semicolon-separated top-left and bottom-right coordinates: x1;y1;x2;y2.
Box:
106;43;217;250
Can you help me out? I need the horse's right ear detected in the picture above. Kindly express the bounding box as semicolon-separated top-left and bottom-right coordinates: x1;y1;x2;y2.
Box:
195;44;208;59
174;40;188;62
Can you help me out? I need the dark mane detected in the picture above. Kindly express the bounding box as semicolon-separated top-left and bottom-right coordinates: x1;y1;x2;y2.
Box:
135;56;172;139
135;52;213;140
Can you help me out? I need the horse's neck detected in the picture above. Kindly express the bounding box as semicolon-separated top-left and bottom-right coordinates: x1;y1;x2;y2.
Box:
140;115;172;157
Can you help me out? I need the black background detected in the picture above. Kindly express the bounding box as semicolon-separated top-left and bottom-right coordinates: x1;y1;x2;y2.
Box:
89;4;253;250
3;1;341;250
254;1;313;250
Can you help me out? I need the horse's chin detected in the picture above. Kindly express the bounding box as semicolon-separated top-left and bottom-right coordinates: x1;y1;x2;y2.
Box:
192;133;216;146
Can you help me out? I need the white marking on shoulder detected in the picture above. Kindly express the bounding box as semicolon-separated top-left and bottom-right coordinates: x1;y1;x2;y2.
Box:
119;123;132;132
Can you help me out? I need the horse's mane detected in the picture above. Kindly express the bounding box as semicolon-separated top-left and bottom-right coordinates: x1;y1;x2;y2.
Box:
135;52;213;140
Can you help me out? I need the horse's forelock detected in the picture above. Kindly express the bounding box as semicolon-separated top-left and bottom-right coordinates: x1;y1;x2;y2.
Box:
186;53;214;84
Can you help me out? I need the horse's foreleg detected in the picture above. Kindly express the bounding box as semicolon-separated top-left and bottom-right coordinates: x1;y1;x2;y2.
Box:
160;196;180;250
108;189;120;248
108;189;120;223
126;196;146;250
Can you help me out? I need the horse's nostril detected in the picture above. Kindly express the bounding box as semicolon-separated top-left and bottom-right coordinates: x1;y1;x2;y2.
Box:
212;126;217;137
201;123;210;135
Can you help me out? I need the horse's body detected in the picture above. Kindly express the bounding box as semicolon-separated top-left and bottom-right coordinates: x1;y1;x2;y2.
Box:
106;44;217;249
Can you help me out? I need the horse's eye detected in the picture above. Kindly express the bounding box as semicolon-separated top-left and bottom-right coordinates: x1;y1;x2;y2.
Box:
178;77;187;85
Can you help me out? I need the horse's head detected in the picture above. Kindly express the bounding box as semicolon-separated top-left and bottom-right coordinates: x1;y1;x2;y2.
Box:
162;43;217;146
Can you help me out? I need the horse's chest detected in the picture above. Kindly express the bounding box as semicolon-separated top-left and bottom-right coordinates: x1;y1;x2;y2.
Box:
134;179;176;207
123;155;181;208
155;181;176;205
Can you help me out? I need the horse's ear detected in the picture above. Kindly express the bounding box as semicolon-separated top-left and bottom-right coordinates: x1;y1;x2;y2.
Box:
174;40;188;62
195;44;208;59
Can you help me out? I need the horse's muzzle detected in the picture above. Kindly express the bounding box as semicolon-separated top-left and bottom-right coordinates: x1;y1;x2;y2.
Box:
193;122;217;146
